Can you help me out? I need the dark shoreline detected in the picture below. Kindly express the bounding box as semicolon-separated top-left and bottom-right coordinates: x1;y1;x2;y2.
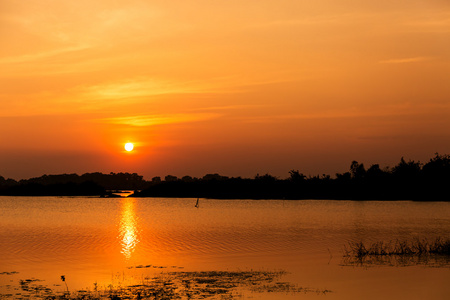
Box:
1;194;449;202
1;153;449;200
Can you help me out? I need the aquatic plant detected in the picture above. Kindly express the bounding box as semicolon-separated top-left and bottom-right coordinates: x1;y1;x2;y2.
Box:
345;238;450;257
342;237;450;267
0;270;331;300
61;275;69;293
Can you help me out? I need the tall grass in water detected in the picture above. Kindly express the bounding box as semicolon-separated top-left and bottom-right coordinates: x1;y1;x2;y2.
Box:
344;238;450;258
343;237;450;266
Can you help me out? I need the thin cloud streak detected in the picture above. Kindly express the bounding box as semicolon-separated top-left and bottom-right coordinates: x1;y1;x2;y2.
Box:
248;14;351;29
378;57;429;64
76;77;251;101
96;113;221;127
189;104;262;112
79;78;197;100
0;45;91;64
76;75;303;102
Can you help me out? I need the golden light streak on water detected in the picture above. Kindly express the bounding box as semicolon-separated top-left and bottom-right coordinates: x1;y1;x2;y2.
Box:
119;198;139;259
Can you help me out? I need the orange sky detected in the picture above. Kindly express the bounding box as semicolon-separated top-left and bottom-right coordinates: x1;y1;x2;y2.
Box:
1;0;449;180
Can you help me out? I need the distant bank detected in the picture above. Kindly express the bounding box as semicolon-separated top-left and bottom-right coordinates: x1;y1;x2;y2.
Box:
1;154;449;200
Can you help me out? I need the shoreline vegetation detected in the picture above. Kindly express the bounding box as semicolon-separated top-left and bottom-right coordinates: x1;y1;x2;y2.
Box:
0;269;331;300
1;153;449;200
342;237;450;267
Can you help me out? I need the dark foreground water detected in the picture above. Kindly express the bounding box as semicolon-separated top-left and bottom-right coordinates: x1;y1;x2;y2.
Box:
0;197;449;299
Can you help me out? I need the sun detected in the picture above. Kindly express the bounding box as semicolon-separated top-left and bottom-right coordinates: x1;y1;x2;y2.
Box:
124;143;134;152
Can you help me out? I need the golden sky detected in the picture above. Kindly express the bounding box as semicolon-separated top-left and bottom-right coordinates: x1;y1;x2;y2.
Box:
1;0;449;179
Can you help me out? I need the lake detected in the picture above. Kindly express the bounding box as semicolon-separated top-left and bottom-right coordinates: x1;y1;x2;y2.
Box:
0;197;449;299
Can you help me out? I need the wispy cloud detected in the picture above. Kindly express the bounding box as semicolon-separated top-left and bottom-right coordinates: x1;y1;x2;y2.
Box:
0;45;91;64
96;113;221;127
76;77;244;101
190;104;261;112
378;57;429;64
75;75;299;103
248;15;347;29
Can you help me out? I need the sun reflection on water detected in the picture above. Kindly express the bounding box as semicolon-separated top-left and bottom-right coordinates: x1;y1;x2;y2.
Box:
119;198;139;259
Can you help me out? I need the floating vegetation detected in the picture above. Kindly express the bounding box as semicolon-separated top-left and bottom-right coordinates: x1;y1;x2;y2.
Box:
0;270;331;300
0;277;55;299
168;270;287;298
127;264;182;269
250;282;332;295
342;237;450;267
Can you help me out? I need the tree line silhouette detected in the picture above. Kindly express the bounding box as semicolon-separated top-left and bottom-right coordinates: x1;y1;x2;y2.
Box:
133;153;450;200
0;153;449;200
0;172;146;196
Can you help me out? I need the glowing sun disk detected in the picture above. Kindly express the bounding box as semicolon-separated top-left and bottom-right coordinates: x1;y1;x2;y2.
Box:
125;143;134;151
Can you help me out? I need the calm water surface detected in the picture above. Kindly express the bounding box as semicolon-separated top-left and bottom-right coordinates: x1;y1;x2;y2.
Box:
0;197;449;299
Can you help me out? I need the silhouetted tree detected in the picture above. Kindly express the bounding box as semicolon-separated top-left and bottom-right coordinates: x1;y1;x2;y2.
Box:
181;176;195;182
165;175;178;182
366;164;382;178
335;172;351;181
392;157;421;178
0;176;16;187
254;174;277;182
422;153;450;179
350;161;366;180
289;170;306;183
202;174;228;181
420;153;450;199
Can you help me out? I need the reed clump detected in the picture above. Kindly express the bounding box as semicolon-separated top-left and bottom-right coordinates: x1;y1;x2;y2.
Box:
344;237;450;258
342;237;450;267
